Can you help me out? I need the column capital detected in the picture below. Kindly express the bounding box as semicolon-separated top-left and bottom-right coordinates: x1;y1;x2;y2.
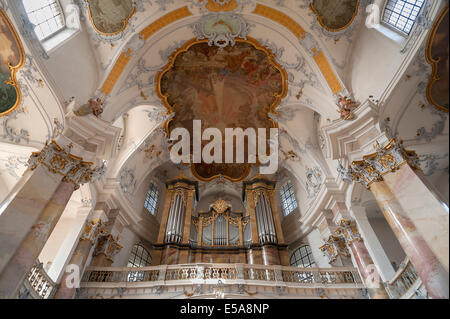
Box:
27;140;106;189
319;235;350;264
335;218;363;244
94;233;123;262
347;139;420;188
80;219;104;244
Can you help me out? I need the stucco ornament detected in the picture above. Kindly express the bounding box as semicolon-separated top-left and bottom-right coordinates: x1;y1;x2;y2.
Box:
193;13;250;48
26;140;106;189
349;139;421;188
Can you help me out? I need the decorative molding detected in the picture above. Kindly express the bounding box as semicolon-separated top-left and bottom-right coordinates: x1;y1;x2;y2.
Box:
192;13;250;48
119;167;136;195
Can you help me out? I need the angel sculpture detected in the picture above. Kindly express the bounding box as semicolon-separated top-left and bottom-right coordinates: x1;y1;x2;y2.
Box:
337;95;359;120
65;96;105;118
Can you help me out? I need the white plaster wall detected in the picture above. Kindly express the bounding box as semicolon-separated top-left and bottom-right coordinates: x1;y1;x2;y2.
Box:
368;217;406;267
304;228;330;268
112;227;138;267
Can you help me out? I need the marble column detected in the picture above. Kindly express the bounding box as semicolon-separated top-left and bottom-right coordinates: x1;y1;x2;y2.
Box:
0;140;104;298
336;219;389;299
0;181;75;298
349;139;449;299
53;218;105;299
370;180;449;299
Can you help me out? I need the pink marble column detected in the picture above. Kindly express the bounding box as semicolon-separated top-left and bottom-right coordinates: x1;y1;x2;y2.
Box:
53;219;102;299
336;219;388;299
0;181;75;298
383;164;449;271
371;180;449;299
348;239;388;299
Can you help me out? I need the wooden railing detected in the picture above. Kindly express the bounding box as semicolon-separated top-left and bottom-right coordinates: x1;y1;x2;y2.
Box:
19;261;57;299
385;258;423;299
81;263;363;288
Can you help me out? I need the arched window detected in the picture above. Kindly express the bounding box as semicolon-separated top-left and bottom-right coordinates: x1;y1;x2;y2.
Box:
382;0;426;35
290;245;315;268
144;183;159;215
280;181;298;216
23;0;65;41
127;244;152;268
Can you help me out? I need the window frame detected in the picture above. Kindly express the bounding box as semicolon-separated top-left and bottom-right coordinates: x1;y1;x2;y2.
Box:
280;180;298;216
127;244;152;268
22;0;66;42
144;182;159;215
381;0;427;36
290;245;316;268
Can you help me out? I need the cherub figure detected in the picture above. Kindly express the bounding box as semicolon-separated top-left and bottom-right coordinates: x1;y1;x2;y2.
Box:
66;96;105;118
336;95;359;120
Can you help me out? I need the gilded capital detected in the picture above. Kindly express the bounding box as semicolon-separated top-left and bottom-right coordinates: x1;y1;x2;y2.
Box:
348;139;420;188
335;219;362;244
80;219;104;244
319;235;350;264
27;140;106;189
94;233;123;261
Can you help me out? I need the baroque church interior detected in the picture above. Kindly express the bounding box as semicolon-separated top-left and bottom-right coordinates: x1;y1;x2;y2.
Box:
0;0;448;300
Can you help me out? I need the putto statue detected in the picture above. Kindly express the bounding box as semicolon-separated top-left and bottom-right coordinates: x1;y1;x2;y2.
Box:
65;96;105;118
336;95;359;120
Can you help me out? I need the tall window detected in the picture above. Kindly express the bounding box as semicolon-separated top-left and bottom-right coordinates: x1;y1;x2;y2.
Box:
290;245;315;268
144;183;159;215
23;0;65;41
382;0;426;35
280;181;298;216
127;244;152;268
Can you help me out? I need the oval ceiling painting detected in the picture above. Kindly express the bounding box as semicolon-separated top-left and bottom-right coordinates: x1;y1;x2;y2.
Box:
310;0;359;32
426;6;449;113
0;9;24;117
156;38;287;182
85;0;136;36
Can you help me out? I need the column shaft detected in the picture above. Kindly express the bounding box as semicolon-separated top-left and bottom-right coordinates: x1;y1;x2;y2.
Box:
371;180;449;299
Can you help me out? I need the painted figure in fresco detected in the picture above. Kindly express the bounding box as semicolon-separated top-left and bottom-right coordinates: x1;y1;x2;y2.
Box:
336;95;359;120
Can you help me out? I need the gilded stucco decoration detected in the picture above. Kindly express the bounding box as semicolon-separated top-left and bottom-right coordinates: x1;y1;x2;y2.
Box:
0;9;25;117
26;140;106;189
348;139;420;188
156;37;288;182
84;0;136;37
425;6;449;113
309;0;359;32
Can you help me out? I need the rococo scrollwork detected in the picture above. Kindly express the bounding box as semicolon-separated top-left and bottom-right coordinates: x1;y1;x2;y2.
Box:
347;139;421;188
27;140;106;189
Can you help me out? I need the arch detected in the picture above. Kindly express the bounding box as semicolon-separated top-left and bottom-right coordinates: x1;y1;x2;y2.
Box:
97;4;345;111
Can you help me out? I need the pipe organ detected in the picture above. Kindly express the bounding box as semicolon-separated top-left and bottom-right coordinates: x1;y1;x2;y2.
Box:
152;175;288;266
164;192;186;244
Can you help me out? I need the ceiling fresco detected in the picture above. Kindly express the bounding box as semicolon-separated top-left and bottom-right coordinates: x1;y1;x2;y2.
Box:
310;0;359;32
85;0;135;36
426;6;449;113
157;38;287;182
0;9;24;117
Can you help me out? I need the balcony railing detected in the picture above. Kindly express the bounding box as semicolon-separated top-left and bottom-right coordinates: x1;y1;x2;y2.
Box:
385;258;425;299
19;261;57;299
81;263;363;288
